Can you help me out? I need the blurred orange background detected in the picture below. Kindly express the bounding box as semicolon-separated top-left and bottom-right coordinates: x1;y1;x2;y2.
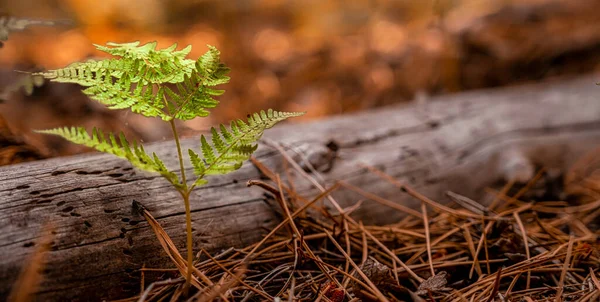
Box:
1;0;600;160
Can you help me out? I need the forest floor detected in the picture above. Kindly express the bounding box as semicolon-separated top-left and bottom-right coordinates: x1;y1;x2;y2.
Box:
108;149;600;301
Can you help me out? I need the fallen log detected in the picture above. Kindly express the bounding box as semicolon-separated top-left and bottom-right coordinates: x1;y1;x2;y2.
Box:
1;75;600;301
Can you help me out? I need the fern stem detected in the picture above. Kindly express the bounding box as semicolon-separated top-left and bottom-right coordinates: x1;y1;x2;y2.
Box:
169;119;188;188
168;119;193;294
182;191;194;296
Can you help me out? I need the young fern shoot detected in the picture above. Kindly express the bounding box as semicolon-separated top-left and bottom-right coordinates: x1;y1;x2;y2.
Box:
35;41;304;293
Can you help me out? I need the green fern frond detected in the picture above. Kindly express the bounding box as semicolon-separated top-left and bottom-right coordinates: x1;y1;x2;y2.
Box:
189;109;304;186
38;59;133;84
165;73;220;120
196;46;231;87
35;42;230;121
85;75;167;117
94;42;196;84
37;127;180;187
36;58;170;118
166;46;230;120
160;46;231;120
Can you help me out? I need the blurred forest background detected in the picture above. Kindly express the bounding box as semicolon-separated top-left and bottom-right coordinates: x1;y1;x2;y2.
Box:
1;0;600;164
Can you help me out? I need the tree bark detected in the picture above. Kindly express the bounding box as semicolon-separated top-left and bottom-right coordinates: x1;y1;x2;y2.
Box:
1;75;600;301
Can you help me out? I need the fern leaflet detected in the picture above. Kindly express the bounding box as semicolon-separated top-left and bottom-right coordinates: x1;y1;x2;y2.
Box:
35;42;230;121
94;41;196;84
167;46;230;120
37;127;180;187
188;109;304;186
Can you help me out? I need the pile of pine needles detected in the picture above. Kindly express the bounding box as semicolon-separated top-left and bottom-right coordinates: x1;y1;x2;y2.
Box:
125;147;600;301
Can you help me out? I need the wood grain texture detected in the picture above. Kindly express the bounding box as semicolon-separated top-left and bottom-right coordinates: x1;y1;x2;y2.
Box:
1;75;600;301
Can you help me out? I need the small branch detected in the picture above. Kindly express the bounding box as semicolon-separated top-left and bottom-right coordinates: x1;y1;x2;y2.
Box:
421;202;435;277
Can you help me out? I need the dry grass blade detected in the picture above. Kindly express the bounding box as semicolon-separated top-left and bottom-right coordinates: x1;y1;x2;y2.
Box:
446;191;487;215
339;181;422;218
555;236;574;302
201;250;272;300
517;169;546;195
485;266;503;302
590;268;600;292
324;231;389;302
462;225;482;278
243;180;340;262
421;202;435;276
8;224;54;302
513;212;532;289
362;226;425;283
360;163;510;221
195;266;246;302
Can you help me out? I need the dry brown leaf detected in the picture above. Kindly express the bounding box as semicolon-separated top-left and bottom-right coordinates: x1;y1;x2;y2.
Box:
416;271;450;296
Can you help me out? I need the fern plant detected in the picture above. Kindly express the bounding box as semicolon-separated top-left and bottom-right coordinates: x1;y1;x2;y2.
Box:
35;41;304;293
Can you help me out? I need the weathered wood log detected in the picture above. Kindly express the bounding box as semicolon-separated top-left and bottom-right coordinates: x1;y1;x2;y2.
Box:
1;75;600;301
453;0;600;89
